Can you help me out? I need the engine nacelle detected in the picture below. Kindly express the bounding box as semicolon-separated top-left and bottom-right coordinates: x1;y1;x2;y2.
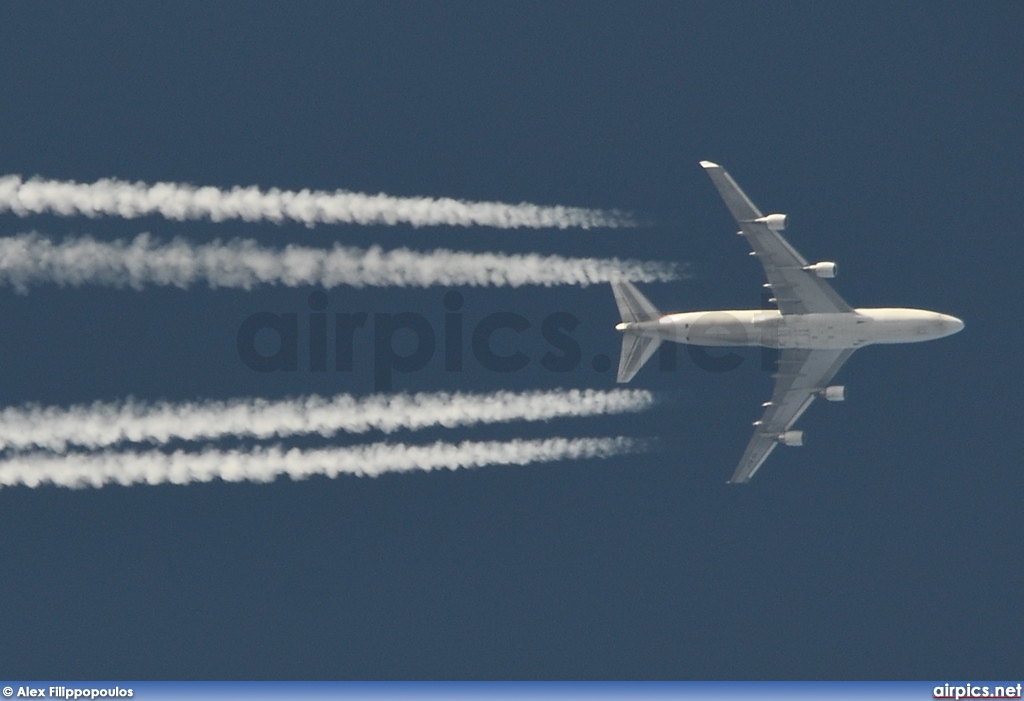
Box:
778;430;804;447
803;261;837;278
822;385;845;402
755;213;787;231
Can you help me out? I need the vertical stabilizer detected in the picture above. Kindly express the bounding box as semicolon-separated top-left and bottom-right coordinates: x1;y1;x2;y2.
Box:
611;281;663;383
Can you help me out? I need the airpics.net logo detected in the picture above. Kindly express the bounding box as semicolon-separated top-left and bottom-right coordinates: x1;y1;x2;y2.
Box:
234;291;779;390
934;683;1023;699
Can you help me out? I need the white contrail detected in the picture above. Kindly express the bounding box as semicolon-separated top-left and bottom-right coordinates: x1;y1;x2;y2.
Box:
0;388;655;453
0;436;642;489
0;175;634;229
0;233;678;291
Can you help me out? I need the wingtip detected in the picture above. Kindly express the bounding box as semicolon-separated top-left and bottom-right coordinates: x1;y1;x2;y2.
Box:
699;160;720;169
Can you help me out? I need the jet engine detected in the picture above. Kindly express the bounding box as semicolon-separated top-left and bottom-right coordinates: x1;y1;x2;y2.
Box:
755;213;787;231
778;430;804;446
821;385;846;402
803;261;837;278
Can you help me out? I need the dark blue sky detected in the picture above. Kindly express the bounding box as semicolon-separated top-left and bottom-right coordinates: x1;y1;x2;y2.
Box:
0;2;1021;679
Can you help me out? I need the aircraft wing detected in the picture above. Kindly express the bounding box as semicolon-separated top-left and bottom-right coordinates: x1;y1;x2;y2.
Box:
730;347;855;483
700;161;853;315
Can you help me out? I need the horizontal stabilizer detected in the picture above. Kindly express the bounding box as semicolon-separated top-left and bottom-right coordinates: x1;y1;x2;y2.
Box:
612;281;663;382
612;280;661;323
617;333;662;383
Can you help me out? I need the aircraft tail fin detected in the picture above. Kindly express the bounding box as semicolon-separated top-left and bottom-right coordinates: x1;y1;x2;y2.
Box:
611;281;663;383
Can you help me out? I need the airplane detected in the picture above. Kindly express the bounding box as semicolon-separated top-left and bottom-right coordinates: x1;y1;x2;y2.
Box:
612;161;964;483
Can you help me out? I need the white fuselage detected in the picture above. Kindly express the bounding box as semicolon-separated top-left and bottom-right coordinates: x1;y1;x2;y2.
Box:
618;308;964;350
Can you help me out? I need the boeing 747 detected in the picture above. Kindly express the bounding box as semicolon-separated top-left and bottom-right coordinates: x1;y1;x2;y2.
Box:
613;161;963;483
